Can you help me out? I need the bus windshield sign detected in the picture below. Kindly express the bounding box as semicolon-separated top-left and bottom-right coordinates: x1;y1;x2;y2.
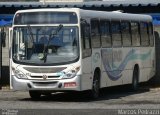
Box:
14;12;78;25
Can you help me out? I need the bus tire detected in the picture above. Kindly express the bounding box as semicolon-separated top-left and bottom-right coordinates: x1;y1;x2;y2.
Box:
132;67;139;91
43;92;52;97
90;72;100;99
29;91;41;99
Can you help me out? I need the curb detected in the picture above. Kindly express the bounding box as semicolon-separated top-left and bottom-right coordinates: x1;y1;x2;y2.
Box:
150;87;160;91
1;86;10;91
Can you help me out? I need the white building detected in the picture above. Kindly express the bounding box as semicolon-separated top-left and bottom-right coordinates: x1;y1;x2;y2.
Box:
39;0;101;2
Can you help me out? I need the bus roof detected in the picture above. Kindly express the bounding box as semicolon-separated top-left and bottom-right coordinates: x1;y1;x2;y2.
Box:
15;8;152;22
79;9;152;22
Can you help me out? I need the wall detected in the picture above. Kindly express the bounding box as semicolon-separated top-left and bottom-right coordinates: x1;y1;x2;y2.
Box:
1;27;9;85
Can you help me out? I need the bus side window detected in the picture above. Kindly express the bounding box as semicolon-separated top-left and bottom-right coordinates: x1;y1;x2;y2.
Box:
131;22;140;46
148;22;154;46
81;23;85;50
121;21;132;47
91;19;101;48
84;24;91;49
140;22;149;46
111;21;122;47
100;20;112;48
81;19;91;58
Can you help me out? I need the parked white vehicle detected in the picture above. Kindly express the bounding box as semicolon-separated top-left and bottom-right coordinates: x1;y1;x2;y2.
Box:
9;8;155;99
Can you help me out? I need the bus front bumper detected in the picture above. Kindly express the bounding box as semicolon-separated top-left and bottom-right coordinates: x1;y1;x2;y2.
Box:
11;75;81;91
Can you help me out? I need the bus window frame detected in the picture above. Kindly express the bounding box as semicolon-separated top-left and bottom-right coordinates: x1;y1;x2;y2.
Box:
111;20;122;48
121;20;132;47
81;18;92;58
140;21;150;47
131;21;141;47
91;19;101;48
100;19;112;48
148;22;154;47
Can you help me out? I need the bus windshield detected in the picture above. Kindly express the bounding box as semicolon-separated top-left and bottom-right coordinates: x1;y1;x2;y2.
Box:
12;26;79;65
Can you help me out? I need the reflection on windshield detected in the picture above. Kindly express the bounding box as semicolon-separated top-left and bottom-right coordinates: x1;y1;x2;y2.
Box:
12;26;79;64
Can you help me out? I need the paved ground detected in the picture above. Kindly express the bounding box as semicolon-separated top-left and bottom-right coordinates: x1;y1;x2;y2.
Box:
0;83;160;115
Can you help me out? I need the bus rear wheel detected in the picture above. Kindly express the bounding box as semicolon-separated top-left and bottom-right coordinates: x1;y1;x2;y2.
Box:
29;91;41;99
132;67;139;91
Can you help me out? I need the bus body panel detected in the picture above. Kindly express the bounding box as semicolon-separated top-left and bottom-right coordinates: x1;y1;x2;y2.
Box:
81;57;92;90
11;62;82;91
11;73;81;91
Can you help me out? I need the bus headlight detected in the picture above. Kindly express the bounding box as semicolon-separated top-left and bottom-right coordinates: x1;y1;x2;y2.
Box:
62;66;80;79
13;69;28;79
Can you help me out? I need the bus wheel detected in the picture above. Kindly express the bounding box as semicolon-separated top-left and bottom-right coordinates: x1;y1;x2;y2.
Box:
29;91;41;99
90;72;100;99
132;67;139;91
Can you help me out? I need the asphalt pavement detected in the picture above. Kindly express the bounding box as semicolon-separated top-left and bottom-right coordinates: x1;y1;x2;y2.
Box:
0;83;160;115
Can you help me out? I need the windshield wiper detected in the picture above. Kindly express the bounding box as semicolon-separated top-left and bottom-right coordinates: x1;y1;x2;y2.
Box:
40;24;63;63
27;25;36;53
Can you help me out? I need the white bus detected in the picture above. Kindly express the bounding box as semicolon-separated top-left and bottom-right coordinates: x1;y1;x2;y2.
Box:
10;8;155;99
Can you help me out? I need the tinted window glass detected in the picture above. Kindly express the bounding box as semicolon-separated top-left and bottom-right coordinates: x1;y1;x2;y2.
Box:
131;22;140;46
121;21;131;46
91;19;101;48
140;22;149;46
100;20;112;47
148;23;154;46
111;21;122;47
81;22;91;49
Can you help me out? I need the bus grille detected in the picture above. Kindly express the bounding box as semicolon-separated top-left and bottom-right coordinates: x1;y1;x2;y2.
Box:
31;76;60;78
32;81;58;87
23;67;66;73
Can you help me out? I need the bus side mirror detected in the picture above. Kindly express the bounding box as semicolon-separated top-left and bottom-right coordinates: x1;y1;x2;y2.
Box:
1;31;6;47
